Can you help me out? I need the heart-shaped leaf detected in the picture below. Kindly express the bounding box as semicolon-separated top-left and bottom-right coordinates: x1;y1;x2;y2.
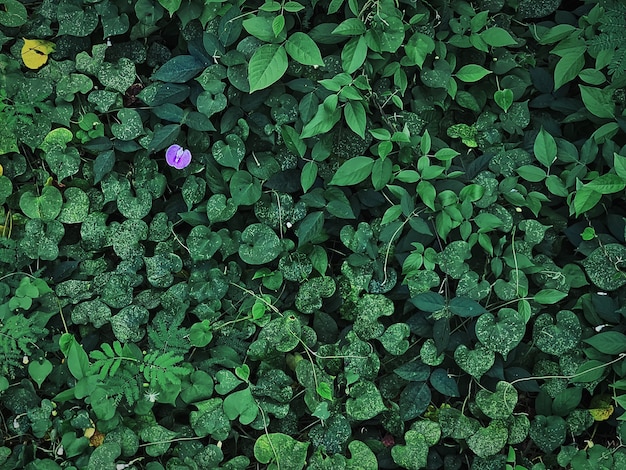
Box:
454;343;495;379
391;430;429;470
475;381;518;419
212;134;246;169
467;420;508;458
239;223;282;265
19;186;63;221
475;308;525;359
97;58;135;93
346;380;386;420
533;310;581;355
28;359;53;388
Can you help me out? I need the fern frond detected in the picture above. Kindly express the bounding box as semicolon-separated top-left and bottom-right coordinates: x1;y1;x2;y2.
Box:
609;47;626;76
147;316;190;355
141;350;191;388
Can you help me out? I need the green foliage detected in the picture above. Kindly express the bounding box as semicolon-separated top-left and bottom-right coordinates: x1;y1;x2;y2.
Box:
2;0;626;468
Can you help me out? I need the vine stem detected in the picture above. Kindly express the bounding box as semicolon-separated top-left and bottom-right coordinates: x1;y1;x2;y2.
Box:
510;353;626;386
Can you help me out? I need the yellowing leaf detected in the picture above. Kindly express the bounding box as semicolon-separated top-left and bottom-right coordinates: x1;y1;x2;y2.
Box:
21;38;55;70
589;405;614;421
589;395;614;421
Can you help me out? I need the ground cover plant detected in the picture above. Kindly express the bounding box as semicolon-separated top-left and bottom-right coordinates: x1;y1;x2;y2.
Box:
2;0;626;468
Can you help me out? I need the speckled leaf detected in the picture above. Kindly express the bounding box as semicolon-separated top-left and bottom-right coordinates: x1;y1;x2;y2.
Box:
140;425;177;457
254;433;309;470
354;294;394;340
476;381;517;419
379;322;410;355
212;134;245;169
279;252;312;282
57;187;90;224
187;226;222;261
182;175;206;210
97;58;135;93
529;415;566;453
190;398;231;440
111;108;143;141
295;276;335;314
45;147;81;182
309;414;351;454
117;187;152;219
19;219;64;260
206;194;237;223
467;420;508;458
346;380;386;420
391;430;429;470
454;343;495;379
438;241;471;278
110;305;149;342
475;308;525;359
144;253;182;288
533;310;581;356
71;299;111;328
582;244;626;291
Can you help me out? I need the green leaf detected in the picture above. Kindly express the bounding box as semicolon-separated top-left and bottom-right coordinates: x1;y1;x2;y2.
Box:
448;296;487;318
554;53;585;91
230;170;262;206
572;186;602;216
254;433;309;470
533;127;557;167
533;310;581;355
212;134;246;169
405;31;435;67
295;211;325;247
533;289;568;304
223;387;257;425
158;0;182;16
239;223;282;264
19;186;63;221
300;102;341;139
516;165;546;182
301;161;318;193
344;101;367;139
475;308;525;359
346;380;386;420
430;367;460;397
329;157;374;186
584;331;626;355
152;55;203;83
579;85;615;118
494;88;514;112
0;0;27;26
480;27;517;47
341;35;368;74
582;244;626;291
585;173;626;194
456;64;491;82
28;359;53;388
285;32;324;66
454;343;495;379
248;44;288;93
332;18;366;36
475;381;517;419
529;415;566;453
570;360;607;383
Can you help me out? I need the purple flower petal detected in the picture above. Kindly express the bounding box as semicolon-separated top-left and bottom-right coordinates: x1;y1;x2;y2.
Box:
166;144;192;169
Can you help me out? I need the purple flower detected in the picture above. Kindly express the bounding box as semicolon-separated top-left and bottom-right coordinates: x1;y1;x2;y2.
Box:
165;144;192;169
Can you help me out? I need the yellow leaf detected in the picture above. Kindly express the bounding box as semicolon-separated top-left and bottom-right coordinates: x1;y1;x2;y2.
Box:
21;38;55;70
589;394;614;421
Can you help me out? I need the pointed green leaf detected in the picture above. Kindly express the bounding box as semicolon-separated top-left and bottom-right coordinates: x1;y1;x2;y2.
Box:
248;44;288;93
